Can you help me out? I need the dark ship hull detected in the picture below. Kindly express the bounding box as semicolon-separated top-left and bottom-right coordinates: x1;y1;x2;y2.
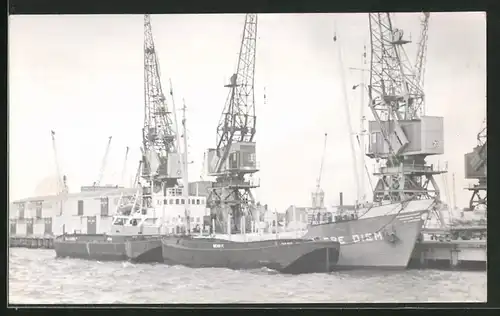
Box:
304;200;434;269
125;236;164;263
161;237;340;274
54;234;163;263
54;234;128;261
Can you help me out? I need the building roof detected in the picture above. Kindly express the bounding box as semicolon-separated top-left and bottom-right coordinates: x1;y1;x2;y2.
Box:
12;187;137;204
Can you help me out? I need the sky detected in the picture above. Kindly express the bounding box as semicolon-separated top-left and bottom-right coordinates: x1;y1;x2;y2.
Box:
9;12;486;211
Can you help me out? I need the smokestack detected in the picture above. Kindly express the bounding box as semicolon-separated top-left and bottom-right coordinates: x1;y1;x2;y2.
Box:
339;192;343;206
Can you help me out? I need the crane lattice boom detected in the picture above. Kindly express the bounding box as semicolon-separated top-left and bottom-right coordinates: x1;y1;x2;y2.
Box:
143;14;179;182
215;14;258;173
414;13;430;90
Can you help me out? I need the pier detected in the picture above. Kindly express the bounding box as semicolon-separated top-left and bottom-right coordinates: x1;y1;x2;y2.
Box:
10;236;55;249
409;239;486;270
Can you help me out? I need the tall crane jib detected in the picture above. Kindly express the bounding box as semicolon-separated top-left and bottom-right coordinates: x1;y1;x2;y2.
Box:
365;12;446;204
205;14;259;234
142;14;181;189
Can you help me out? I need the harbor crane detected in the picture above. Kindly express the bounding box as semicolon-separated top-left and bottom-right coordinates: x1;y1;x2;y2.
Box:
366;13;445;204
414;12;430;115
142;14;181;192
94;136;112;187
464;118;487;211
206;14;259;234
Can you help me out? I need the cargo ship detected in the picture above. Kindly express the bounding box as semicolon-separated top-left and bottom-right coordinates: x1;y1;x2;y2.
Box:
302;197;436;269
286;14;447;270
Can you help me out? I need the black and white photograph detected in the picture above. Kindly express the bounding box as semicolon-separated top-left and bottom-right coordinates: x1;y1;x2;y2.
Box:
8;12;486;304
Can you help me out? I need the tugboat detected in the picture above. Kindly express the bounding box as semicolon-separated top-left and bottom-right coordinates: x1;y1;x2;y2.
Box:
53;188;160;262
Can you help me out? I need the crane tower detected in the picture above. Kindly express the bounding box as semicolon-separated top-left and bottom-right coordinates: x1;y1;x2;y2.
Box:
366;13;445;203
206;14;259;234
464;118;487;211
142;14;181;191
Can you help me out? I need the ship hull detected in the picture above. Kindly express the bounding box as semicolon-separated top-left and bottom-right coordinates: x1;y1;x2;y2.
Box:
54;234;163;263
304;206;429;269
54;234;127;261
125;237;163;263
161;237;340;274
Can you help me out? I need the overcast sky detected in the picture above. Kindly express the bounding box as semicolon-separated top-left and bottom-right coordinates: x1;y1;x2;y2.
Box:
9;12;486;211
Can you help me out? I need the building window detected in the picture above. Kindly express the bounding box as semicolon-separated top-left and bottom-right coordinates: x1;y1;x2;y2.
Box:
175;199;179;205
181;199;185;205
77;200;84;216
169;199;173;205
191;199;195;205
196;199;200;205
35;201;42;219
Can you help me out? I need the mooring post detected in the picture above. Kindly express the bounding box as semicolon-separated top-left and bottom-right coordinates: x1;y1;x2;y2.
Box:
450;249;460;269
419;249;427;268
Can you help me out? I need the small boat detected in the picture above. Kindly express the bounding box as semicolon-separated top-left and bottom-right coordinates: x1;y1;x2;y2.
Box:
53;193;159;262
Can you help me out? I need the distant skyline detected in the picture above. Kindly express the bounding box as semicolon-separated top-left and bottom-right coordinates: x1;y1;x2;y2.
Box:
9;13;486;211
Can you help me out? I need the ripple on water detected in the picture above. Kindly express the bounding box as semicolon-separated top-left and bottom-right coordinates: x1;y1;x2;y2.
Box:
8;248;486;304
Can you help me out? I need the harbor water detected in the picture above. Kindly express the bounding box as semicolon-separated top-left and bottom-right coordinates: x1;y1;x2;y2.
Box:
9;248;486;304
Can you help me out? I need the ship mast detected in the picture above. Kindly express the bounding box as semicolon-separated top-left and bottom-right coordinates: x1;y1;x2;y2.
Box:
206;14;259;235
181;99;190;233
366;13;445;205
142;14;181;206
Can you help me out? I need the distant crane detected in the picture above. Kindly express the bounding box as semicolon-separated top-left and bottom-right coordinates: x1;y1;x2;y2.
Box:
50;130;68;193
120;146;130;186
94;136;112;187
206;14;259;235
311;133;328;210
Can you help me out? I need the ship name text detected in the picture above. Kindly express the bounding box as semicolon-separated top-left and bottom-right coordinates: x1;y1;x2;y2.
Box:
320;231;385;245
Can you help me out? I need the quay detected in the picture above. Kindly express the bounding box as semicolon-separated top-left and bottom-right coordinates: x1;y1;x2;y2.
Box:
409;239;486;270
9;236;55;249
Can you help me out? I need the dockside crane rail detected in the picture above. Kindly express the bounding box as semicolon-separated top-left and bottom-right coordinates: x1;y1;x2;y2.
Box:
142;14;180;189
94;136;112;186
